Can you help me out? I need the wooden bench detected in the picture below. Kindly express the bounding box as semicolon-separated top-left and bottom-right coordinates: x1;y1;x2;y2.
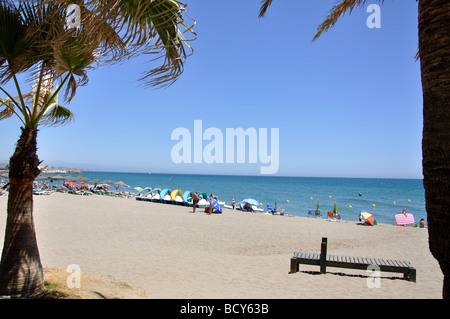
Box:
290;238;416;282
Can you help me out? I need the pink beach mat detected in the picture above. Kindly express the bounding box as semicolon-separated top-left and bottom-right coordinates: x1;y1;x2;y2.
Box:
395;213;415;226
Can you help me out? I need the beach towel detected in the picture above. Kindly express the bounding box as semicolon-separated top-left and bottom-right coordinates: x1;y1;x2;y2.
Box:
395;213;415;226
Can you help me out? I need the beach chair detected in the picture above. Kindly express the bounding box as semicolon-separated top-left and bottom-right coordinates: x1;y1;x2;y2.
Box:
307;209;321;218
290;237;416;282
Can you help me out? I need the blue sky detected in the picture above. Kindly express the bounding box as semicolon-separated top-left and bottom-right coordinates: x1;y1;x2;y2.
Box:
0;0;423;178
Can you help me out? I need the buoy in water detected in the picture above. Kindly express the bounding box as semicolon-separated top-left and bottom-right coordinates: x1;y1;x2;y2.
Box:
372;204;376;207
408;199;411;202
286;200;290;204
393;201;396;204
358;193;362;196
329;196;332;198
310;197;313;200
349;205;352;208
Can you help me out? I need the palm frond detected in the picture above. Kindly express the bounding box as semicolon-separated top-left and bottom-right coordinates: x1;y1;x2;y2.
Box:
313;0;384;41
0;1;30;84
258;0;274;18
1;0;196;130
141;1;196;87
0;91;32;125
85;0;196;88
0;97;15;120
36;89;73;127
52;30;97;101
40;103;74;127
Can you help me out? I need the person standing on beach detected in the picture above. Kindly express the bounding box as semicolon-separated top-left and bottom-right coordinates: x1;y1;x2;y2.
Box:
231;199;236;210
192;191;200;213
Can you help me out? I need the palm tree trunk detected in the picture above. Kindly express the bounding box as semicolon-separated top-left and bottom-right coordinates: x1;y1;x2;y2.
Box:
0;127;44;296
418;0;450;299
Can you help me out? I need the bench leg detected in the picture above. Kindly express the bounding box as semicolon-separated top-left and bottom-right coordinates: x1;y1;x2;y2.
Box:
290;258;299;273
320;238;327;274
405;268;416;282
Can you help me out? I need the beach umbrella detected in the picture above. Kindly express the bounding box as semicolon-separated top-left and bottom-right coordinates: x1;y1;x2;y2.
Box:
101;179;115;184
115;181;130;188
74;175;90;183
64;175;76;182
90;178;101;184
212;200;223;213
332;202;338;215
360;211;375;226
35;174;50;180
242;198;259;206
114;180;130;192
51;174;65;181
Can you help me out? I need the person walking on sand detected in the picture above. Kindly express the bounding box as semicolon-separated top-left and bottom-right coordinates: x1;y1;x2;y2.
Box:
192;191;200;213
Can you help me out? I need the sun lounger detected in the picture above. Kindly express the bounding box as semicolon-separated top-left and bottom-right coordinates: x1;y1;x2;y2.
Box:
290;237;416;282
395;213;415;226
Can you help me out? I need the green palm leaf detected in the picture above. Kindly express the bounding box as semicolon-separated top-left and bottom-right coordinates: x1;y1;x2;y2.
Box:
113;0;196;87
0;1;31;84
40;103;74;127
36;90;74;127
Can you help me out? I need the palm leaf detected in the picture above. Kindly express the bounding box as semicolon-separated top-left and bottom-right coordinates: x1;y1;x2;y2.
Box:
0;97;16;120
258;0;385;42
258;0;274;18
52;30;97;101
137;0;192;87
0;1;31;84
98;0;196;88
40;103;74;127
0;91;32;124
1;0;196;129
313;0;384;41
38;90;74;127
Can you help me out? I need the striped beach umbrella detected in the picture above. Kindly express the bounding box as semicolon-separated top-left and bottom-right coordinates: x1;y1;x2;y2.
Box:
360;211;374;226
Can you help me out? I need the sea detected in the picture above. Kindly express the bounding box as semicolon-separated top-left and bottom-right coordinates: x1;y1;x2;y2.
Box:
57;172;426;226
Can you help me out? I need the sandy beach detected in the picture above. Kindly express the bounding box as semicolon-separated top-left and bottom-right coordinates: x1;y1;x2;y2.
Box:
0;192;443;299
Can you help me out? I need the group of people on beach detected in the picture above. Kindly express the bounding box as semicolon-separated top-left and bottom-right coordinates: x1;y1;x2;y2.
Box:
402;208;427;228
191;191;220;214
